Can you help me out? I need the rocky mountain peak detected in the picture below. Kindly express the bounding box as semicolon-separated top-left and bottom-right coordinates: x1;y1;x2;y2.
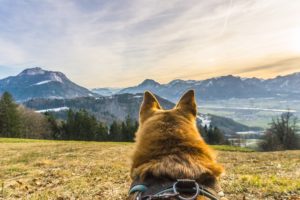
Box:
139;79;160;87
18;67;46;76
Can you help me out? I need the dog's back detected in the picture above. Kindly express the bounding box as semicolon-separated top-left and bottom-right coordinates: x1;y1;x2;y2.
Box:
128;90;224;200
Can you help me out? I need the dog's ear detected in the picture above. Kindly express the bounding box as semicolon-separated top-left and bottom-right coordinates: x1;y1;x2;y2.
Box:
140;91;161;123
176;90;197;118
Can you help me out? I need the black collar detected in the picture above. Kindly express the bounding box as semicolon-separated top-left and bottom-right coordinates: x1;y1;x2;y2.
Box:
129;178;221;200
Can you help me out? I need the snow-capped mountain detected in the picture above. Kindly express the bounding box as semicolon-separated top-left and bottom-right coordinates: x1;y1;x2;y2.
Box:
118;76;268;101
0;67;94;101
264;72;300;92
118;73;300;101
2;67;299;102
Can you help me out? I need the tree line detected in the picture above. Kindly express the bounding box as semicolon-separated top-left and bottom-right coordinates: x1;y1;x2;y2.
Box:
0;91;138;141
198;125;228;145
46;109;138;142
0;91;227;144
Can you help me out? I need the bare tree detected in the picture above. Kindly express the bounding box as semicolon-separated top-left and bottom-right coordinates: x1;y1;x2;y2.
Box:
18;106;52;139
260;112;300;151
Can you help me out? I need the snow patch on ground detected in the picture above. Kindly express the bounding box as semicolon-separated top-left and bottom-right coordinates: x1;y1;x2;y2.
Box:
36;107;69;113
236;131;264;135
197;114;211;127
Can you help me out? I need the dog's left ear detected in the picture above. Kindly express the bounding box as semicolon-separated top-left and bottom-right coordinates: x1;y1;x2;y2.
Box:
140;91;162;123
176;90;197;118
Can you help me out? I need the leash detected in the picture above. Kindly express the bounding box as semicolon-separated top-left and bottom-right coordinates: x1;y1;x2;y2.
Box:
129;179;221;200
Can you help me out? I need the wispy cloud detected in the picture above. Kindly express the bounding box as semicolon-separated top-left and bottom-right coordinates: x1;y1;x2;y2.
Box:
0;0;299;87
235;56;300;77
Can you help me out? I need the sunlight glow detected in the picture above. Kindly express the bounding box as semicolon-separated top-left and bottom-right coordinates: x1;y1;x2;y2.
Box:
288;29;300;53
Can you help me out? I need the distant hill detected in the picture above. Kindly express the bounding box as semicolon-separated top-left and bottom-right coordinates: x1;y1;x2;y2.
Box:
23;93;260;135
91;88;122;96
207;114;261;135
117;72;300;101
0;67;95;101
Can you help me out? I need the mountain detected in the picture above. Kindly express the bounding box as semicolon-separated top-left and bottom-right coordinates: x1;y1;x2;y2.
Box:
23;93;174;123
23;93;260;135
118;72;300;101
118;76;268;101
265;72;300;93
0;67;95;101
91;87;122;96
2;67;299;102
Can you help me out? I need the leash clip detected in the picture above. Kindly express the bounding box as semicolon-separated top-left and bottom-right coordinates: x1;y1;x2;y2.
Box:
173;179;200;200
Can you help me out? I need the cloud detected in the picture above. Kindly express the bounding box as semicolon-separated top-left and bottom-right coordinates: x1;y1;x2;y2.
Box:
0;0;300;87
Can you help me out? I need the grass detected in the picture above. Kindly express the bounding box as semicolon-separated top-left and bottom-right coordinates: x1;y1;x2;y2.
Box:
0;138;299;200
0;138;52;143
211;145;255;152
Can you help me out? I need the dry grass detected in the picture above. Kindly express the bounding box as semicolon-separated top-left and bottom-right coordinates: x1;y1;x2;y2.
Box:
0;138;299;200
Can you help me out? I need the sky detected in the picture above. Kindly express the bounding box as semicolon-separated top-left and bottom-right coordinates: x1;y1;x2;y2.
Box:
0;0;300;88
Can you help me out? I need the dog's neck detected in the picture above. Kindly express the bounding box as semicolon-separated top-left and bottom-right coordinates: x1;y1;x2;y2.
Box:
131;136;223;185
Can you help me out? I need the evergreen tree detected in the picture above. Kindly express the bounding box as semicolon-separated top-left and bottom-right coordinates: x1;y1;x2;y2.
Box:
201;125;208;141
0;92;21;137
121;121;127;141
109;121;122;141
206;126;214;144
122;116;137;141
62;109;75;140
62;109;99;141
44;112;62;139
206;126;225;145
95;122;109;141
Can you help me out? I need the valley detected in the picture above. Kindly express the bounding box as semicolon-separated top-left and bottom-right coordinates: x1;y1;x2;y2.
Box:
198;98;300;128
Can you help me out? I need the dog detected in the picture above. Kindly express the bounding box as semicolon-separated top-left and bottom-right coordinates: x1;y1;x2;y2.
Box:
128;90;225;200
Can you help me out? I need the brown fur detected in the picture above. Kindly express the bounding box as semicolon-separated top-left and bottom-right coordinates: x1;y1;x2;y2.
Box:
128;90;224;200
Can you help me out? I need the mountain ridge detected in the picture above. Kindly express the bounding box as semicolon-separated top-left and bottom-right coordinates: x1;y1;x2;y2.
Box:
0;67;95;101
1;67;299;101
114;72;300;101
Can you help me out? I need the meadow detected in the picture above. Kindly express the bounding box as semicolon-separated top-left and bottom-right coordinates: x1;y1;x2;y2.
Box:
0;138;299;200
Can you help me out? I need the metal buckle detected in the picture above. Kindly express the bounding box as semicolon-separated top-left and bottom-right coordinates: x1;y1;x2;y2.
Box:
173;179;200;200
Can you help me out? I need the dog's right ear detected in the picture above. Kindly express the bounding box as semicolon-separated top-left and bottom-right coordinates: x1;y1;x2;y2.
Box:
140;91;161;123
176;90;197;119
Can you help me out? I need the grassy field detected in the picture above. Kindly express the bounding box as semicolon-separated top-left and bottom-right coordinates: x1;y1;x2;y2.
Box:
0;138;299;200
